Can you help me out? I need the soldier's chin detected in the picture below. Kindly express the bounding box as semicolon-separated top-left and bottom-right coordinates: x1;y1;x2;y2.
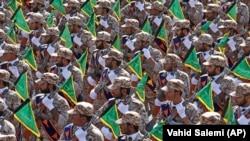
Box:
56;63;64;67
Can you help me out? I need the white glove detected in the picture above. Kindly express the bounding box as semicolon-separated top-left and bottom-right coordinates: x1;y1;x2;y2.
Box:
237;115;250;125
131;74;139;81
125;40;135;51
191;77;198;85
87;76;97;86
175;103;186;118
142;48;151;59
212;81;221;95
35;71;43;79
100;19;109;29
42;95;55;110
153;16;162;27
89;89;97;100
0;50;3;57
9;66;20;78
101;127;114;140
118;102;129;114
62;69;71;80
135;1;144;11
75;128;87;141
154;98;161;107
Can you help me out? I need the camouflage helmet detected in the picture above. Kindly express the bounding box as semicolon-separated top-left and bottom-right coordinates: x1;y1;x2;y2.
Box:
108;76;131;90
0;98;5;111
161;53;182;64
203;3;219;13
218;20;237;30
198;112;221;125
68;16;84;26
103;48;123;61
220;76;235;94
53;47;73;60
35;72;59;85
63;0;80;8
240;37;250;47
146;1;164;11
0;12;5;21
1;44;20;54
161;79;185;92
0;69;10;82
203;55;227;67
27;12;45;24
68;101;94;116
173;19;190;29
198;33;214;45
30;0;46;5
0;29;6;39
229;83;250;97
116;111;141;126
94;0;111;9
92;31;111;42
121;19;139;29
41;27;60;37
133;31;154;43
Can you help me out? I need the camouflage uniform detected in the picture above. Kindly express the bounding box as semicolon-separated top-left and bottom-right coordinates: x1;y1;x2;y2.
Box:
0;29;8;48
185;1;204;30
87;31;111;89
132;31;163;115
120;19;140;61
30;73;70;141
169;19;194;59
90;48;130;110
160;79;200;125
0;99;16;141
217;20;242;68
0;12;10;33
230;83;250;125
121;0;149;26
26;12;46;49
195;55;235;114
197;111;222;125
38;27;61;73
0;44;34;96
0;69;21;129
94;77;147;140
193;4;221;41
95;0;119;41
29;0;50;19
60;102;104;141
116;111;152;141
52;47;83;103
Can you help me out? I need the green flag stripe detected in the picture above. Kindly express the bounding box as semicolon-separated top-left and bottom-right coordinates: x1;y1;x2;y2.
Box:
60;76;77;104
232;58;250;80
135;91;145;102
14;103;40;137
76;51;88;76
128;65;142;79
11;7;31;34
15;72;29;101
184;64;201;73
23;48;37;71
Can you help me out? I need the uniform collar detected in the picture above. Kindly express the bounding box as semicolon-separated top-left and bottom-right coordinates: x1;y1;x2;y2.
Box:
127;131;139;141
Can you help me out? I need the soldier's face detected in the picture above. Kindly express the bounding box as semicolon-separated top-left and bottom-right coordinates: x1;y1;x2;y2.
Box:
232;95;248;106
164;63;172;71
40;82;50;93
205;65;216;76
31;3;39;12
0;53;12;61
43;35;52;44
56;57;64;67
72;114;85;126
65;6;72;14
119;123;129;134
176;30;185;38
111;88;122;99
243;47;250;55
205;12;215;21
164;90;176;101
150;9;159;16
134;40;143;49
123;27;133;35
95;40;105;49
105;57;113;68
29;22;38;30
68;25;74;33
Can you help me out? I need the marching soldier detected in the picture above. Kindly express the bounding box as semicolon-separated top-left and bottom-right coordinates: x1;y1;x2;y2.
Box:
0;44;34;96
195;55;235;114
0;98;16;141
160;79;200;125
29;0;49;19
52;47;83;104
29;72;70;141
229;83;250;125
116;111;151;141
0;69;21;130
87;31;111;93
169;19;194;59
121;18;140;61
153;54;190;118
94;0;119;41
94;76;147;141
0;12;10;32
193;3;221;41
60;101;104;141
89;48;130;110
